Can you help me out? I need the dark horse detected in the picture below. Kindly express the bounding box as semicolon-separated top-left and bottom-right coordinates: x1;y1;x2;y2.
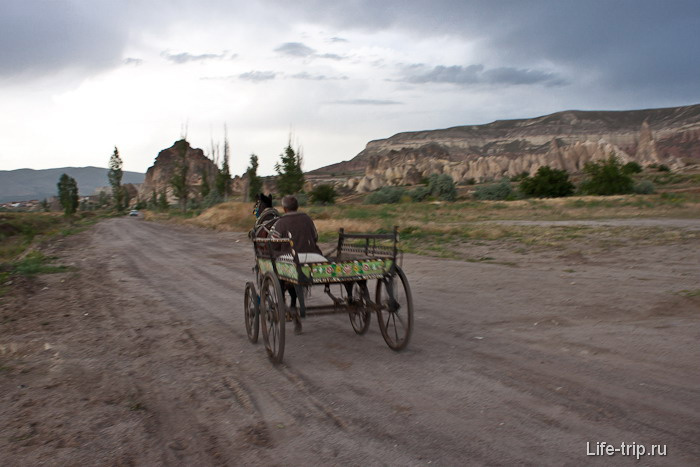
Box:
250;193;280;245
250;194;302;325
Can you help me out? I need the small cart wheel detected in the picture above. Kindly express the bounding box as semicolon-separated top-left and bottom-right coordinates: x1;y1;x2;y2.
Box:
348;282;371;335
244;282;259;344
260;273;286;364
375;266;413;351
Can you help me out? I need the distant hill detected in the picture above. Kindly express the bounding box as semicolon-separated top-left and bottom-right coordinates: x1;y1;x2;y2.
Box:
0;167;145;203
309;103;700;192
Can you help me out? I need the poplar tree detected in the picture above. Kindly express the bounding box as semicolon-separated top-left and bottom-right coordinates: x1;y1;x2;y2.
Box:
108;146;125;211
57;173;79;216
246;153;262;201
215;133;232;199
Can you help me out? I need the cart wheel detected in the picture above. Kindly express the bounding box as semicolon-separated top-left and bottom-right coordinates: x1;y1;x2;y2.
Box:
375;266;413;351
244;282;259;344
260;273;286;364
348;282;371;335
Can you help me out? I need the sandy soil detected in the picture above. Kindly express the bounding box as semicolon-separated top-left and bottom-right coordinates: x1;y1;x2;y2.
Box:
1;216;699;466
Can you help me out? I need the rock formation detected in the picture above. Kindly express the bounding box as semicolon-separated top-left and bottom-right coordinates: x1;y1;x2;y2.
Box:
309;103;700;192
138;140;220;203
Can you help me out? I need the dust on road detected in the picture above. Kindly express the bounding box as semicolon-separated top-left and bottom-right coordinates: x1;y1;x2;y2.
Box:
1;217;699;466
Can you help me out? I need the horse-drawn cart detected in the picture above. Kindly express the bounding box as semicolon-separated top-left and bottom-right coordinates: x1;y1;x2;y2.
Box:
244;227;413;364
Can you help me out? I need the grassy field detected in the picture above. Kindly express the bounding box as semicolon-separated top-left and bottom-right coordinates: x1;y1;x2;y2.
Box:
147;191;700;260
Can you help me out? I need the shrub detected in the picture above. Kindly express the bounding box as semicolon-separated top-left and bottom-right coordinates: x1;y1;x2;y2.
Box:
365;186;406;204
409;186;431;202
428;174;458;201
519;166;574;198
622;161;643;174
657;164;670;172
633;180;656;194
579;155;634;195
473;178;513;200
294;192;308;206
309;184;337;205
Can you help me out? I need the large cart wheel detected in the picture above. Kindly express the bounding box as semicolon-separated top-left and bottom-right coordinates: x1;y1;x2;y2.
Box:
244;282;259;344
348;282;371;335
260;273;286;364
375;266;413;351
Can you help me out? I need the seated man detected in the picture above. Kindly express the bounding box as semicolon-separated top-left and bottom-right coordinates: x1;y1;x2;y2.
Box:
270;195;325;333
270;195;326;263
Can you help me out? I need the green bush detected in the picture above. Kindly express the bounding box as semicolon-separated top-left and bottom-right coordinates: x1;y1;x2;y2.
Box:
365;186;407;204
622;161;643;174
309;184;337;205
409;186;431;202
657;164;670;172
633;180;656;194
519;166;574;198
428;174;458;201
473;178;513;200
579;155;634;195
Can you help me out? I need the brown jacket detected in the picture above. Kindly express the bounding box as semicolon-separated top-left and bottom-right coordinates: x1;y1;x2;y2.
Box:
270;211;322;255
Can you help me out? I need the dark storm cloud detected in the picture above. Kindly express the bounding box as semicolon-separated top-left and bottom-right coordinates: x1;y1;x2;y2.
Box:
283;0;700;103
239;70;277;81
161;51;233;64
0;0;130;77
402;64;566;87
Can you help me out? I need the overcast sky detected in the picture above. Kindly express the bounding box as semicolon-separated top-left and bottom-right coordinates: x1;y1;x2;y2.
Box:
1;0;699;176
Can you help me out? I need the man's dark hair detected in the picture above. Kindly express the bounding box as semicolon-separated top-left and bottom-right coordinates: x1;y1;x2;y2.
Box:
281;195;299;211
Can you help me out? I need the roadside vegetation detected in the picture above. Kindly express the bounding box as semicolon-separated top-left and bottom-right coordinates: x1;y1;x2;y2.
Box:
142;154;700;261
0;212;110;294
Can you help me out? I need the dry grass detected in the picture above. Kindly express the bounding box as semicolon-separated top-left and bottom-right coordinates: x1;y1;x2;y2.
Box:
185;202;255;231
314;218;381;235
141;192;700;260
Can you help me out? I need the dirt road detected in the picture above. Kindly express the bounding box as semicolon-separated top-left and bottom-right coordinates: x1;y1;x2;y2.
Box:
2;217;699;466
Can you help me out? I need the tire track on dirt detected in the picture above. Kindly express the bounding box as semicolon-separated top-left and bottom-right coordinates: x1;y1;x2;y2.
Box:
106;222;366;461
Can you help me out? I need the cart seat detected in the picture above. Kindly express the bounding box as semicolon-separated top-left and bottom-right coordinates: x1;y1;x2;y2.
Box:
278;253;328;264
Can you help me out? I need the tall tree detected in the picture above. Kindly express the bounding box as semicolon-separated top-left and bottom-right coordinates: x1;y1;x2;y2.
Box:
215;130;232;199
170;139;189;211
275;143;304;195
57;173;79;216
246;153;262;202
108;146;125;211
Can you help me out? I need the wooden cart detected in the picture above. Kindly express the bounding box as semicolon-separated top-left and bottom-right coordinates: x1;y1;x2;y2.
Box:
244;227;413;364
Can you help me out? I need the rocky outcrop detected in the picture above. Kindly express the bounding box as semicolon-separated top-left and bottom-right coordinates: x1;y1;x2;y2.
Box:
138;140;220;202
343;104;700;192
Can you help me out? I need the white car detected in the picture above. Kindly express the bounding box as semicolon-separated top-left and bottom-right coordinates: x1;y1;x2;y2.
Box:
129;209;139;216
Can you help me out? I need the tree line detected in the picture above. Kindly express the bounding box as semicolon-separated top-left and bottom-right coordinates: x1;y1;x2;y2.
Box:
54;136;312;216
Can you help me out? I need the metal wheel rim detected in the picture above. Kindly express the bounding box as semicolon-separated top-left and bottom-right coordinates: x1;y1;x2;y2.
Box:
244;282;259;344
349;282;371;334
260;274;285;363
376;268;413;350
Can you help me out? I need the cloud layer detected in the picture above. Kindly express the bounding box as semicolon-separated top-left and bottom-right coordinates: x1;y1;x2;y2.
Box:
0;0;698;175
